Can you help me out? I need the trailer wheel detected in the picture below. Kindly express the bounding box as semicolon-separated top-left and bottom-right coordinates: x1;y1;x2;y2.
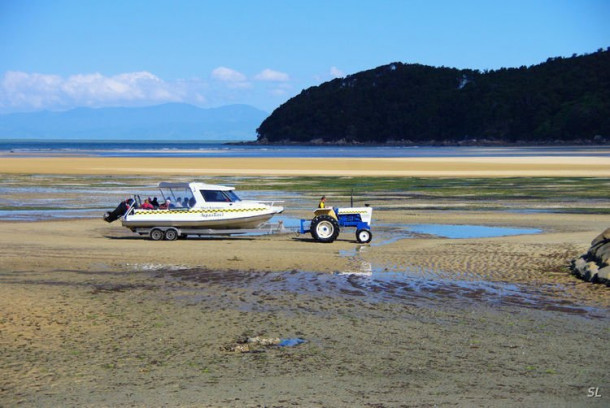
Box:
150;228;164;241
310;215;340;243
164;228;179;241
356;229;372;244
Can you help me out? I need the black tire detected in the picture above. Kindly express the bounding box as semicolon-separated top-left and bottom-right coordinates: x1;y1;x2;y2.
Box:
164;228;179;241
310;215;340;243
150;228;164;241
356;229;372;244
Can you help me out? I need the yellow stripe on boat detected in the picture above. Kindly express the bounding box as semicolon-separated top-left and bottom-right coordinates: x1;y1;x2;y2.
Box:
134;208;268;215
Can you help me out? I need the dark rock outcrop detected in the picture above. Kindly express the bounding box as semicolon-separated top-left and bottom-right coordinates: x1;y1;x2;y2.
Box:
571;228;610;285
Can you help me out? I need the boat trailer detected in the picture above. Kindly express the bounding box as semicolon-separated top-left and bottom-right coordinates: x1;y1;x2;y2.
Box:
131;221;288;241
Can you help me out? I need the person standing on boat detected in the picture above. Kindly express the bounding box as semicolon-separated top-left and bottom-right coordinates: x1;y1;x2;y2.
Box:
318;195;326;208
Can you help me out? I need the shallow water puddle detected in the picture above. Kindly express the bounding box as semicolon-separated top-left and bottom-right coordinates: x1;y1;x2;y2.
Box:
370;223;541;245
402;224;542;239
334;271;603;317
163;268;607;319
329;223;597;316
338;224;541;260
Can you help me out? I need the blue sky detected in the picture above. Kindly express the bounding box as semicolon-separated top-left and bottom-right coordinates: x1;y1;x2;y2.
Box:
0;0;608;113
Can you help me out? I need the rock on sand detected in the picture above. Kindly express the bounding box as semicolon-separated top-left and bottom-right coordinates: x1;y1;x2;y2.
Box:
571;228;610;285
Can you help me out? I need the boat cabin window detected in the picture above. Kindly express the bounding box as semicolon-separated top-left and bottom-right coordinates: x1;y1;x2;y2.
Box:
201;190;241;203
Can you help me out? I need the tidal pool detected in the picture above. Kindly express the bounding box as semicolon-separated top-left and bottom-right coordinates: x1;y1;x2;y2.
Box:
336;223;543;250
401;224;542;239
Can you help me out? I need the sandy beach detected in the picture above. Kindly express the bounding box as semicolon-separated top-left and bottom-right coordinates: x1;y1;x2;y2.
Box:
1;157;609;407
1;155;610;177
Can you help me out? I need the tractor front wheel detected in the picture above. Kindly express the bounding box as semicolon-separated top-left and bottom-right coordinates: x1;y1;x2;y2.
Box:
356;229;372;244
310;215;340;243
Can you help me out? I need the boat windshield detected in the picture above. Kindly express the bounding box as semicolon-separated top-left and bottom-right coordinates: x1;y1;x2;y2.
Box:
201;190;242;203
159;187;196;208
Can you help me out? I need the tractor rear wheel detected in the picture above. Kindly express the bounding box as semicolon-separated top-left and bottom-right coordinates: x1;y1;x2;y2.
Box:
310;215;340;243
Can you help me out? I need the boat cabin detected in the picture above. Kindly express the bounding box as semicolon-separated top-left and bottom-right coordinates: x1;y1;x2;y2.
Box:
157;182;242;209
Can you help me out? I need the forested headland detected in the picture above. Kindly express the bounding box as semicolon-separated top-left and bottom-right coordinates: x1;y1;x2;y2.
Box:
256;49;609;145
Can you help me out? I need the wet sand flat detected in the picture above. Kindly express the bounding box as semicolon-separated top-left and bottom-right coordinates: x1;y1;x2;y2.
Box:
0;158;608;406
1;210;609;407
1;156;610;177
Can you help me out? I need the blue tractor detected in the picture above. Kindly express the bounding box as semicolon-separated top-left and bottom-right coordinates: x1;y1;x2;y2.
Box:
300;206;373;243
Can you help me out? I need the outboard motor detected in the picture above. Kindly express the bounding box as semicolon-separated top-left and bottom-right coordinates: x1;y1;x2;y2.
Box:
103;199;133;223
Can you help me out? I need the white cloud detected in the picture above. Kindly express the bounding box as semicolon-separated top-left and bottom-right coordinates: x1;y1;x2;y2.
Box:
330;66;345;78
1;72;64;109
210;66;251;90
0;71;207;111
0;68;298;113
211;67;247;83
60;72;161;102
254;69;290;82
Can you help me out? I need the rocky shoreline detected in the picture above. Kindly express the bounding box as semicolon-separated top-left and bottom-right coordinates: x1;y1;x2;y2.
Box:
230;139;609;146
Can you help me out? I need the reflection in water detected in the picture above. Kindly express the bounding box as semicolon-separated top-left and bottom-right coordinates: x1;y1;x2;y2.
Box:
162;268;607;320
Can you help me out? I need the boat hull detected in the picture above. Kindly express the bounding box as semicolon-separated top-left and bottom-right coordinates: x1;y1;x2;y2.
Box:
121;208;281;230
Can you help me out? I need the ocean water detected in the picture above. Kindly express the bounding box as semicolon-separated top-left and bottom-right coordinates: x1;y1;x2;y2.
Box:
2;140;609;158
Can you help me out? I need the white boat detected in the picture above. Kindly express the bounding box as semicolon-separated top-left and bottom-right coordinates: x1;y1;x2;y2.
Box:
105;181;284;240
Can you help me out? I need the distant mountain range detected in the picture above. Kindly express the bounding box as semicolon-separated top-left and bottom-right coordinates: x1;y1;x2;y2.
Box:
257;49;610;145
0;103;268;140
